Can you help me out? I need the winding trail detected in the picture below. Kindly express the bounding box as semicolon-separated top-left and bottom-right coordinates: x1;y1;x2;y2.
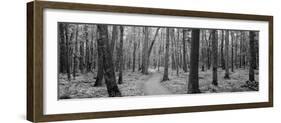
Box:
143;70;171;95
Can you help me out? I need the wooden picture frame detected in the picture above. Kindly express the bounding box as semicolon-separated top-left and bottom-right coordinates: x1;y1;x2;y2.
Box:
27;1;273;122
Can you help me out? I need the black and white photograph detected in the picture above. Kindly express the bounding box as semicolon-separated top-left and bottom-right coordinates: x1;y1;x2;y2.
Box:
58;22;259;99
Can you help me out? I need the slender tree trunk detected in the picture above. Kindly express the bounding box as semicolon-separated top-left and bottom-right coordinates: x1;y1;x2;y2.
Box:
90;26;95;71
118;26;124;84
64;24;71;81
79;32;85;73
239;31;242;68
147;28;161;59
221;30;225;69
132;28;136;72
255;33;259;69
249;31;256;81
187;29;201;93
212;30;218;85
73;25;79;80
231;32;234;72
235;32;238;68
171;29;176;70
176;29;179;76
162;28;170;81
207;31;212;70
224;30;230;79
84;26;91;73
97;24;121;97
141;27;149;74
138;37;141;71
182;29;188;72
200;30;205;72
158;44;162;71
132;42;137;72
241;32;246;69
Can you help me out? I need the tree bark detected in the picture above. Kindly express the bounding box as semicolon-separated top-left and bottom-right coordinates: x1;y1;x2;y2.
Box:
158;44;162;71
182;29;188;72
79;28;85;73
111;26;118;56
221;30;225;69
94;27;104;87
97;24;121;97
176;29;179;76
162;28;170;81
132;38;137;72
239;32;243;68
231;32;234;72
59;23;66;73
118;26;124;84
141;27;149;74
187;29;201;93
224;30;230;79
200;30;205;72
212;30;218;86
64;24;71;81
147;28;161;59
85;26;91;73
235;32;238;68
249;31;256;81
207;31;212;70
73;25;79;80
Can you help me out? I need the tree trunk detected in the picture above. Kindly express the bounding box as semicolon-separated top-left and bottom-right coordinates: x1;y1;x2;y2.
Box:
221;30;225;69
176;29;179;76
241;32;246;69
158;44;162;71
94;27;104;87
97;24;121;97
162;28;170;81
182;29;188;72
224;30;230;79
85;27;91;73
207;31;212;70
249;31;256;81
141;27;149;74
147;28;161;59
200;30;205;72
231;32;234;72
171;29;176;70
79;32;85;73
235;32;238;68
255;33;259;69
59;23;66;73
73;25;79;80
212;30;218;85
239;32;242;68
187;29;201;93
132;42;137;72
132;28;137;72
118;26;124;84
111;26;118;55
64;24;71;81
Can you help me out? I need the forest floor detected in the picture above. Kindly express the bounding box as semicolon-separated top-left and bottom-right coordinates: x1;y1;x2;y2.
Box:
143;69;171;95
59;71;149;99
160;68;259;94
58;68;258;99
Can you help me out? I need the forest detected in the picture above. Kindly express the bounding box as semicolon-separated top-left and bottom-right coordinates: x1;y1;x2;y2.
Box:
58;23;259;99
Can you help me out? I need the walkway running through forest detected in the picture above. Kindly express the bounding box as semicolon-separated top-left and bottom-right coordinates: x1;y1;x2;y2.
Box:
143;70;171;95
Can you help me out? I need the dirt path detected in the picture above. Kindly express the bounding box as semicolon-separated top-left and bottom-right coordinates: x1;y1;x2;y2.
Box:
143;71;171;95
